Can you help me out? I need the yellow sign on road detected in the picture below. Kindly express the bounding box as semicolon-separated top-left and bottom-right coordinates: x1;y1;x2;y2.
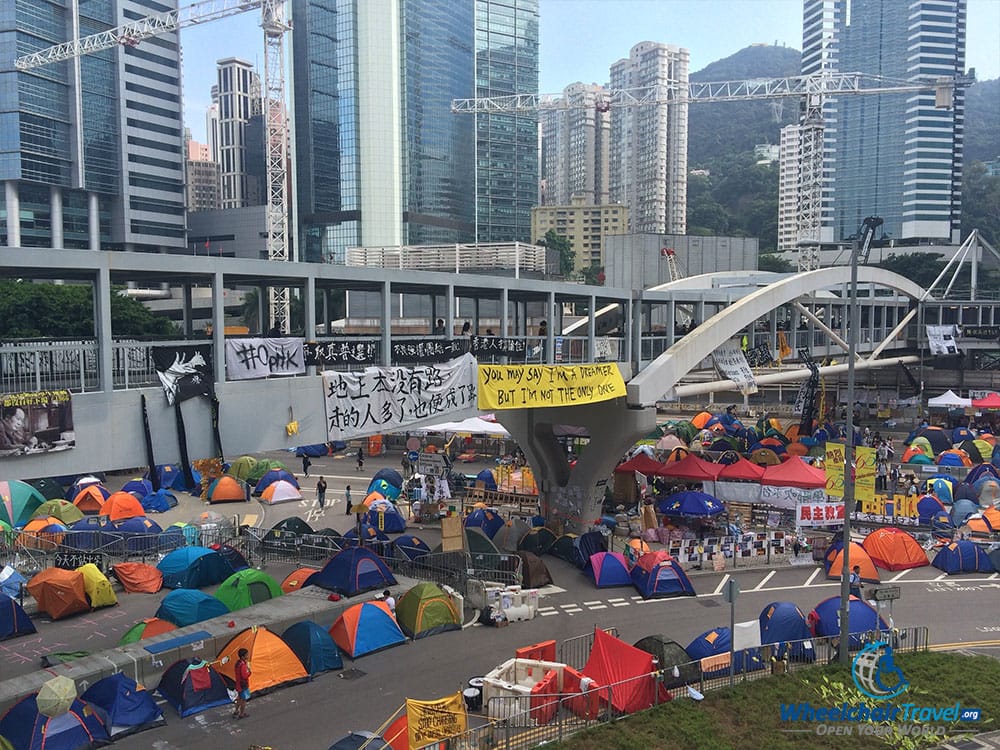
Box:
477;363;626;410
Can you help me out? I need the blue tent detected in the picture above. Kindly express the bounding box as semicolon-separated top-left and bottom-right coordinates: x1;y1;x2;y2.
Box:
584;552;632;588
928;478;954;503
0;695;109;749
475;469;498;491
68;516;112;550
657;491;725;517
122;479;153;498
0;593;35;640
157;658;232;717
329;731;388;750
808;596;888;649
372;468;404;489
156;546;234;589
210;543;250;571
0;568;27;601
254;469;299;496
331;601;407;658
967;464;1000;484
342;523;391;548
155;589;230;627
306;547;397;596
952;426;974;443
951;498;980;526
686;627;765;676
141;488;177;514
111;517;163;554
932;540;996;574
759;601;814;662
361;508;407;534
160;522;200;548
464;507;504;538
81;672;164;739
916;495;948;524
393;535;431;561
146;464;191;492
629;556;695;599
281;621;343;675
931;510;956;542
575;531;607;569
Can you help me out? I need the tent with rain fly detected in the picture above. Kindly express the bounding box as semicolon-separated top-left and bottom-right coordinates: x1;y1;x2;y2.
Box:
307;547;397;596
254;469;299;496
215;626;309;694
581;628;667;713
330;601;406;658
395;582;461;639
206;475;248;504
66;475;105;500
0;480;46;526
548;533;580;564
932;540;996;574
110;517;163;553
917;495;948;524
260;480;303;505
227;456;259;482
0;566;26;600
140;488;177;513
81;673;164;739
392;535;431;562
463;508;504;538
361;508;407;534
808;596;888;649
493;519;531;553
157;546;234;589
155;589;230;627
27;568;90;620
281;621;343;675
516;551;554;588
0;593;35;640
18;516;68;549
342;523;391;549
77;563;117;608
118;617;177;645
861;528;929;570
686;627;765;676
121;478;153;498
157;658;232;717
584;551;632;588
98;491;146;522
246;459;289;485
280;567;319;593
0;695;110;750
913;426;953;454
630;552;695;599
214;569;283;611
759;601;815;662
518;527;556;556
937;450;973;467
31;499;83;525
633;635;699;689
825;542;880;583
111;562;163;593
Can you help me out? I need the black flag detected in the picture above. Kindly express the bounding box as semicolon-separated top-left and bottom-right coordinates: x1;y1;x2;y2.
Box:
141;394;159;491
210;394;225;463
174;401;195;491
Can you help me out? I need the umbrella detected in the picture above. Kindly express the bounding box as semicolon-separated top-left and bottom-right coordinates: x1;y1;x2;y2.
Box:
36;675;77;717
657;491;725;517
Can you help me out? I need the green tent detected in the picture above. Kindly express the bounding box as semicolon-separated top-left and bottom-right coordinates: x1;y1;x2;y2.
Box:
31;499;84;525
227;455;259;482
0;481;46;527
246;459;289;485
667;421;698;444
214;569;283;611
395;582;461;639
28;478;65;501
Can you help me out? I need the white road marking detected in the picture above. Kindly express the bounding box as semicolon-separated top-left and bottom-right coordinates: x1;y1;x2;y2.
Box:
989;573;998;580
588;604;608;610
582;600;602;606
803;569;821;587
607;597;626;602
611;601;630;607
751;571;776;591
889;570;911;582
712;574;730;596
935;574;947;581
540;611;559;616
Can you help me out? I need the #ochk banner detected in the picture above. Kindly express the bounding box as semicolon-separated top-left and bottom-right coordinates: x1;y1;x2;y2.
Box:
225;337;306;380
477;363;626;410
406;692;467;749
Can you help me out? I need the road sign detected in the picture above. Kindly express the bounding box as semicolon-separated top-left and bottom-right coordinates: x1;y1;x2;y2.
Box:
407;450;419;463
722;579;741;604
417;452;446;475
873;586;901;602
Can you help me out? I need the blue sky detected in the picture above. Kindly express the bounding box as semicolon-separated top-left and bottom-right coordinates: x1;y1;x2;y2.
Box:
180;0;1000;143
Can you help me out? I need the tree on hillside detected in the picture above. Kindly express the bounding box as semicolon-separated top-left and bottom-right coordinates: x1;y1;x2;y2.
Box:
537;230;576;278
961;161;1000;247
759;254;794;273
0;281;177;339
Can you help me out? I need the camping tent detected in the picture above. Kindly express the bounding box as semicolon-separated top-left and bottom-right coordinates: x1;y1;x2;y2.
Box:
0;695;109;749
463;508;504;539
121;478;153;498
146;464;190;492
214;569;283;611
395;582;461;639
518;527;556;556
206;476;248;504
330;601;407;658
0;566;27;600
260;480;303;505
27;568;90;620
629;552;695;599
759;601;815;661
0;593;35;640
917;495;949;524
155;589;230;627
548;533;580;565
341;523;391;548
157;546;234;589
81;673;164;739
932;540;996;574
119;617;177;645
686;627;765;676
100;491;146;521
157;659;232;717
928;390;972;408
582;628;666;713
280;568;319;593
825;542;880;583
361;508;407;534
28;477;65;501
584;552;632;588
307;547;397;596
861;528;929;570
254;469;299;496
517;551;554;589
491;519;531;553
140;488;177;513
0;480;47;526
808;596;888;649
575;531;607;569
111;562;163;594
31;499;84;526
209;543;251;572
281;621;343;675
633;635;699;689
227;456;259;482
393;536;432;562
215;626;309;694
77;563;117;608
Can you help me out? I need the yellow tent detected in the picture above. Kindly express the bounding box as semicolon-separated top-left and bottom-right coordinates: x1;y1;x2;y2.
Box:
77;563;118;609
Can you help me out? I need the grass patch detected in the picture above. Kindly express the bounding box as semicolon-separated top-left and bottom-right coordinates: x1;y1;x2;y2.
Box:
544;651;998;750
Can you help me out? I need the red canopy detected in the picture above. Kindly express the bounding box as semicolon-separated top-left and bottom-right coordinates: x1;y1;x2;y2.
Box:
972;392;1000;409
615;454;665;475
760;457;826;488
716;457;765;481
656;454;721;481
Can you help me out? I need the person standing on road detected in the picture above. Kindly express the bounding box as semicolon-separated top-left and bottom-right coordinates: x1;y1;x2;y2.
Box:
302;454;311;477
849;565;864;599
316;476;327;509
344;484;352;514
356;448;364;472
233;648;251;719
382;589;396;615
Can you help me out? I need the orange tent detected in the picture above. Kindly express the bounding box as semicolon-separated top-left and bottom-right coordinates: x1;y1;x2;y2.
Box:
785;442;809;456
72;485;108;514
690;412;713;429
982;505;1000;528
363;491;386;508
19;516;68;549
111;562;164;593
900;445;928;463
101;491;146;521
119;617;177;644
963;516;993;535
861;527;929;570
826;542;880;584
215;625;308;694
281;568;318;593
207;476;247;504
27;568;90;620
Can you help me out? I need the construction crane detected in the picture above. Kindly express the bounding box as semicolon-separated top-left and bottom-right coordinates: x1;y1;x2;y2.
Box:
454;72;969;272
15;0;292;333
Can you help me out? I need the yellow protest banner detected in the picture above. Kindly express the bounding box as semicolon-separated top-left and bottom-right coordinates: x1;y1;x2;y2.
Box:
407;692;467;749
855;446;876;502
824;442;845;498
477;363;626;410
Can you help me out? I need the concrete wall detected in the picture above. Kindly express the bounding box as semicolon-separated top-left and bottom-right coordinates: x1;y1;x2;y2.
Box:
187;206;268;260
605;233;759;290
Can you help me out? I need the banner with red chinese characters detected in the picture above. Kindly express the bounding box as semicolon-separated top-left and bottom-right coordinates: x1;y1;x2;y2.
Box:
795;501;845;527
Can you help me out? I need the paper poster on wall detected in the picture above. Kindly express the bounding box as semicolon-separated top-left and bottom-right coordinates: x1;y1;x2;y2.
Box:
713;342;758;395
926;325;959;355
225;338;305;380
477;363;626;410
322;354;477;441
0;390;74;458
153;344;214;405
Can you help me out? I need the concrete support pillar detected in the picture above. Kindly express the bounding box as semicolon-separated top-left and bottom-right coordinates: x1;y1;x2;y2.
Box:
501;397;656;532
631;297;643;372
322;289;330;334
381;280;392;365
5;182;20;247
257;286;267;335
545;291;556;361
445;284;455;338
88;192;100;250
182;283;193;337
94;267;114;392
50;186;63;249
500;288;509;337
304;277;316;374
588;294;596;362
212;272;226;384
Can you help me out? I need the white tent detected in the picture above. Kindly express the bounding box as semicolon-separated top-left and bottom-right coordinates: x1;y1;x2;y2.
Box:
417;416;510;437
927;390;972;408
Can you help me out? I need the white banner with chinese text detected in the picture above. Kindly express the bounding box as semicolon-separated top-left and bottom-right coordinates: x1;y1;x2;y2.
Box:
795;501;846;527
713;342;758;395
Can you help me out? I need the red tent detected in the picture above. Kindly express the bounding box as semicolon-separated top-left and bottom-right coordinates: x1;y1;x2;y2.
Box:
655;454;721;481
581;627;669;713
614;454;664;475
972;392;1000;409
716;457;765;481
760;457;826;488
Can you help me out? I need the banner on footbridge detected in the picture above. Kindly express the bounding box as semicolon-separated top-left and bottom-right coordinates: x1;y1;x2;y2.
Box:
476;363;626;409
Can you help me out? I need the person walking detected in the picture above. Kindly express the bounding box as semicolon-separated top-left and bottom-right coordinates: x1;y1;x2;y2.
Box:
232;648;251;719
344;484;352;515
849;565;864;599
356;447;364;472
301;454;311;477
316;477;327;510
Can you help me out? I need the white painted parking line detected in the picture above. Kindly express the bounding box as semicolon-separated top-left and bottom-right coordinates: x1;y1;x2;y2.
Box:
803;569;820;587
611;601;630;608
588;604;608;610
631;595;644;601
889;570;910;582
607;597;626;603
562;608;582;615
540;611;559;616
582;600;602;606
712;574;730;597
989;573;998;580
752;571;776;591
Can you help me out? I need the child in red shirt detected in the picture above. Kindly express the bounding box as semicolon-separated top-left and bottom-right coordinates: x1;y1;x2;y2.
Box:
233;648;251;719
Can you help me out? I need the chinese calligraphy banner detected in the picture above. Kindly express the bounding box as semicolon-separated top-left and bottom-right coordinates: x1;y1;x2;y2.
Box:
0;389;74;458
470;336;527;357
407;692;467;749
152;344;214;405
713;342;758;395
795;501;845;527
926;325;959;355
391;339;467;363
476;363;626;410
824;442;845;498
305;341;378;367
855;445;876;502
322;354;478;441
225;338;305;380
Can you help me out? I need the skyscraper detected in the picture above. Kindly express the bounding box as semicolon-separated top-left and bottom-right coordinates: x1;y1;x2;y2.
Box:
1;0;186;251
213;58;263;209
539;83;611;207
608;42;689;235
800;0;967;244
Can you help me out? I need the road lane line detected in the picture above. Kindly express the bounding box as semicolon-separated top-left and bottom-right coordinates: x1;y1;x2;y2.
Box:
712;574;730;596
803;569;820;587
752;571;776;590
889;570;910;582
935;574;947;581
582;600;602;606
588;604;608;610
611;602;630;607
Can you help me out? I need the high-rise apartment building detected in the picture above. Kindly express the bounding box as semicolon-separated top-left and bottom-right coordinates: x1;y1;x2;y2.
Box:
184;130;220;212
608;42;689;235
290;0;537;263
799;0;967;244
539;83;611;206
777;124;801;251
213;58;263;209
1;0;186;251
531;194;627;272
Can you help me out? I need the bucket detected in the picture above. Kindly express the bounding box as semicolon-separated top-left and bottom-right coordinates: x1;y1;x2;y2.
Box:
463;687;482;711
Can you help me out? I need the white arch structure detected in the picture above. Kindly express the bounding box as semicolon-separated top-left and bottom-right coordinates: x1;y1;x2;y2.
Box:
627;266;926;407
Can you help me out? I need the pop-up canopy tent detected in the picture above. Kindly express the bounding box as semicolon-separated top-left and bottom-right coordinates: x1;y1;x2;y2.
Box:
928;390;972;408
